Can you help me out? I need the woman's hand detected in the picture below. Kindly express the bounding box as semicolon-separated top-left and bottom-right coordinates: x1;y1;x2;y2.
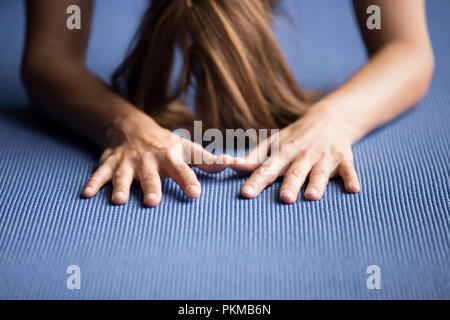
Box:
82;113;231;207
231;105;361;203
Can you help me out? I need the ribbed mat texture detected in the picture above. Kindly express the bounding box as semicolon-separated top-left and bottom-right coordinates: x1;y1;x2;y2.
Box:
0;0;448;299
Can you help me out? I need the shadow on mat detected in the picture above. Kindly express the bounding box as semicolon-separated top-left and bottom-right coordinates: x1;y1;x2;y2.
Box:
0;104;368;206
0;105;99;160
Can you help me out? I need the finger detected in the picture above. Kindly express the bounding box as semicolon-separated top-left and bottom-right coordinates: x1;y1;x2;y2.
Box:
186;141;232;173
138;154;162;207
112;159;135;205
339;160;360;193
304;158;335;201
167;161;201;199
230;156;262;173
99;148;114;165
279;160;314;204
82;155;119;198
241;157;287;199
231;136;273;173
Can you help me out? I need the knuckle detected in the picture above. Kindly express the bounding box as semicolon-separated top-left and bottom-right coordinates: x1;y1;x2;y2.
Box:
287;139;302;148
101;167;114;178
328;145;337;154
336;151;345;161
311;168;326;177
328;145;346;161
137;151;154;165
289;167;304;179
107;154;119;163
173;162;189;172
137;150;151;159
125;150;138;160
318;149;327;158
341;168;354;179
257;164;272;175
129;152;140;163
295;149;308;159
255;168;278;183
114;171;128;181
279;143;296;155
261;173;278;183
160;146;172;158
114;170;124;177
141;171;157;182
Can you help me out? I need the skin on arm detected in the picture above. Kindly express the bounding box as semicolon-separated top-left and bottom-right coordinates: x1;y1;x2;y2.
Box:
232;0;434;202
22;0;231;207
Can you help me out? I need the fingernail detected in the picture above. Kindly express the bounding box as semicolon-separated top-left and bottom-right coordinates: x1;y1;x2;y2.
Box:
147;193;158;201
113;192;125;201
186;185;201;198
307;188;318;196
145;193;159;206
84;187;92;195
350;182;360;192
241;185;254;196
281;190;294;201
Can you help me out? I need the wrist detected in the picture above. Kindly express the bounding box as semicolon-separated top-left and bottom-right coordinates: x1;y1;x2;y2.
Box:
105;108;160;148
306;102;364;145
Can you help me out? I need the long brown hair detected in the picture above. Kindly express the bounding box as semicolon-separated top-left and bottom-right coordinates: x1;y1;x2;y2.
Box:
113;0;311;132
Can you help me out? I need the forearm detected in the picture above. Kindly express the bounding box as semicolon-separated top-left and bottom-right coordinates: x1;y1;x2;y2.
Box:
22;58;155;148
311;41;434;144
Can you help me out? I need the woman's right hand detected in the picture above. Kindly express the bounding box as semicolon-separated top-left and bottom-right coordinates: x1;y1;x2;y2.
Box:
81;113;231;207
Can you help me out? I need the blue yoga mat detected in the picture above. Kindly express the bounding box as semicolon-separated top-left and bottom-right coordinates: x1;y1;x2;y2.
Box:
0;0;449;299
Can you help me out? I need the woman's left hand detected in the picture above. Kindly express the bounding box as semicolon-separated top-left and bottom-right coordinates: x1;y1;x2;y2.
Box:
231;105;361;203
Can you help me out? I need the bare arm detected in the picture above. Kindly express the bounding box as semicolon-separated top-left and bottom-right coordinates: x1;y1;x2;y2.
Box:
233;0;434;202
22;0;229;206
22;0;147;148
329;0;435;142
